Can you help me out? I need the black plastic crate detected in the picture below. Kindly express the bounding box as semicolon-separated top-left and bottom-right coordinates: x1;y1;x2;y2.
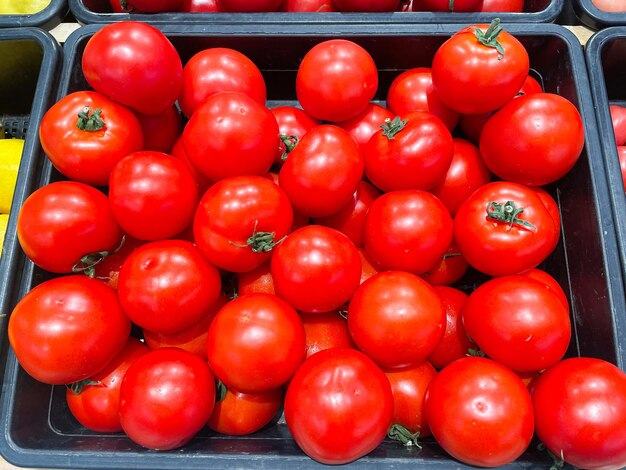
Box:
572;0;626;29
1;23;625;469
69;0;563;24
0;0;68;30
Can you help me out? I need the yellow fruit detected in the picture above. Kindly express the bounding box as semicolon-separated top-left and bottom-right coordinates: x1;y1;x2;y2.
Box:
0;138;24;214
0;0;51;14
0;213;7;256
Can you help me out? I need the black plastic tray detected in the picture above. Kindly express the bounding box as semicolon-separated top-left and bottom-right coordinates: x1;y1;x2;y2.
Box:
1;23;625;469
0;0;67;30
572;0;626;29
69;0;563;24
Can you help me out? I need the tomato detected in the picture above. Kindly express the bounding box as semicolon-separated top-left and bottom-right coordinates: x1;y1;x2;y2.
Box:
530;186;561;252
420;240;469;287
115;0;183;12
107;0;125;12
271;105;319;163
170;135;211;192
39;91;143;186
431;20;530;115
134;104;181;154
592;0;626;11
431;137;491;217
364;112;454;192
427;286;473;369
425;357;534;466
462;275;571;372
386;67;459;131
8;275;131;385
532;357;626;470
348;271;444;369
478;0;523;10
414;0;480;12
363;190;453;274
108;151;199;241
119;348;215;450
237;261;275;295
219;0;283;10
312;181;380;247
82;21;183;115
301;311;355;358
296;39;378;122
336;103;394;150
522;268;569;312
619;146;626;192
178;0;221;11
332;0;400;10
183;91;279;182
206;293;306;393
454;181;557;276
118;239;221;334
208;384;283;435
282;0;335;10
479;93;584;186
66;337;149;433
178;48;266;118
194;175;293;273
92;235;145;290
385;361;437;439
519;74;543;95
610;104;626;145
278;125;364;217
17;181;123;274
284;348;393;465
271;225;361;313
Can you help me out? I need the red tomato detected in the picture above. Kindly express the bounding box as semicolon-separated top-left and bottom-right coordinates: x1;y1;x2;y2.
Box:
237;261;275;295
336;103;394;149
82;21;182;115
332;0;400;10
134;104;181;153
271;105;319;163
116;0;183;11
386;67;459;131
206;293;306;393
17;181;123;274
107;0;125;11
119;348;215;450
348;271;445;369
271;225;361;313
522;268;569;312
431;137;491;217
611;104;626;145
183;91;279;182
462;275;571;372
118;240;221;334
592;0;626;11
219;0;283;10
279;125;364;217
170;135;211;192
66;337;149;432
425;357;534;467
520;74;543;95
178;48;266;118
193;175;294;273
109;151;199;241
619;146;626;192
39;91;143;186
420;240;469;287
92;235;145;290
208;384;283;435
427;286;473;369
478;0;523;11
8;275;131;385
532;358;626;470
301;311;356;358
363;190;453;274
358;247;380;284
284;348;394;465
454;181;557;276
296;39;378;122
431;20;530;114
282;0;335;10
364;112;454;192
479;93;584;186
178;0;221;11
530;186;561;252
414;0;480;13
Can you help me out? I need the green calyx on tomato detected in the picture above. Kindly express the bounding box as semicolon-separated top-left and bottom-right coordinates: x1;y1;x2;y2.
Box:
120;0;134;12
215;380;228;404
486;200;537;231
76;107;105;132
387;423;422;448
474;18;505;60
229;221;286;254
280;134;299;161
66;379;102;395
72;235;126;278
381;116;408;140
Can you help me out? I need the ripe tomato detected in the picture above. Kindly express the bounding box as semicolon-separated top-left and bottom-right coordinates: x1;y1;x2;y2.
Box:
454;181;557;276
284;348;393;465
170;135;211;192
522;268;569;312
479;93;584;186
116;0;183;12
336;103;394;149
332;0;400;9
364;112;454;192
271;225;361;313
478;0;524;11
530;186;561;252
208;384;283;436
424;356;534;467
178;48;267;118
8;275;131;385
39;90;143;186
592;0;626;10
183;91;279;182
532;358;626;470
610;104;626;145
206;293;306;393
66;337;149;433
431;20;530;114
17;181;123;274
282;0;334;10
237;261;275;295
271;105;319;163
363;190;453;274
419;240;469;287
279;125;364;217
219;0;283;10
119;348;215;450
82;21;183;115
296;39;378;122
301;311;356;358
92;235;145;290
118;239;221;334
193;175;294;273
178;0;221;10
414;0;481;12
134;104;181;154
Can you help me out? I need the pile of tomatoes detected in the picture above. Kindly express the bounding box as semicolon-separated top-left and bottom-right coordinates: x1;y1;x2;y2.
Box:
7;19;626;469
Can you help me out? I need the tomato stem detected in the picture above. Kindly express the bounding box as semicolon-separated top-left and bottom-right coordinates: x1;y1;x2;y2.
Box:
72;236;126;278
76;107;106;132
387;424;422;448
215;380;228;404
448;0;454;11
280;134;299;161
486;200;537;232
229;220;285;253
474;18;505;60
381;117;407;140
119;0;134;12
66;379;102;395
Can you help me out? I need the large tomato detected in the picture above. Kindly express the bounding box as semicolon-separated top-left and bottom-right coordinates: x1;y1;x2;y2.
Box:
419;241;469;287
271;105;319;163
8;275;131;385
300;311;356;358
82;21;183;115
296;39;378;122
178;0;221;11
332;0;400;10
134;104;181;154
336;103;394;150
282;0;335;11
17;181;123;274
39;90;143;186
284;348;393;465
237;261;275;295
